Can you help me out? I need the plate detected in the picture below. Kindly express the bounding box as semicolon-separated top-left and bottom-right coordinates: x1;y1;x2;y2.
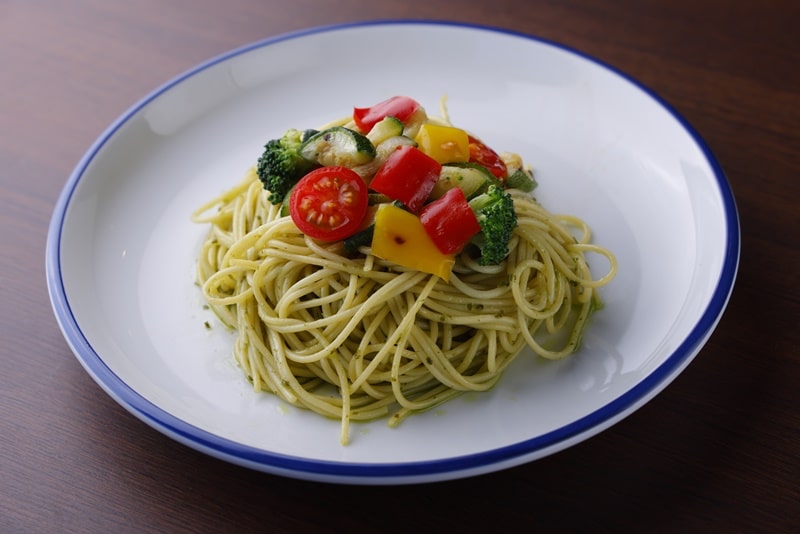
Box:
46;21;739;484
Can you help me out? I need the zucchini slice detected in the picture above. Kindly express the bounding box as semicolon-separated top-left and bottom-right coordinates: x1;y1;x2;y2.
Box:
299;126;376;167
429;163;498;200
342;204;379;256
506;167;537;192
366;116;404;145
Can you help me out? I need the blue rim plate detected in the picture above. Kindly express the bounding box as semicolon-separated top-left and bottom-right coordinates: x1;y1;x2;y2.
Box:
46;21;739;484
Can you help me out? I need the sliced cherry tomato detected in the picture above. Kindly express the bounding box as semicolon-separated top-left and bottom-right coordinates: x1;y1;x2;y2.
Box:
353;96;421;132
468;135;507;179
289;166;368;241
369;145;441;213
419;187;481;255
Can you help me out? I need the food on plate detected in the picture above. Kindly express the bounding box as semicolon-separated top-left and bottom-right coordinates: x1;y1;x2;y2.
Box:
192;96;617;444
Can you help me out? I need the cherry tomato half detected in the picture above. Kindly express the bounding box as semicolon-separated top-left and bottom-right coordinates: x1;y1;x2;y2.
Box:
353;96;421;132
468;135;508;179
289;166;368;241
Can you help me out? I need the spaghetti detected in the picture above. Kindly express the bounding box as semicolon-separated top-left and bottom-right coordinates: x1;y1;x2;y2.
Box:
193;99;617;445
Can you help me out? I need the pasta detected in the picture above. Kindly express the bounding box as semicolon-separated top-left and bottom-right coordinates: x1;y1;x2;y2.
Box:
193;99;617;444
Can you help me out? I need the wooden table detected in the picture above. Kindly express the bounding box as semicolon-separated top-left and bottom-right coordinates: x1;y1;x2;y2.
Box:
2;1;798;531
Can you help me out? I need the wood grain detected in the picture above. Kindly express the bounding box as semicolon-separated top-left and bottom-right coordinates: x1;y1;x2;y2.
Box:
2;0;798;531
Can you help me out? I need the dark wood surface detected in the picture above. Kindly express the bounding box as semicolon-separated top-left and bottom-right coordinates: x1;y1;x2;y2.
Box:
2;0;798;531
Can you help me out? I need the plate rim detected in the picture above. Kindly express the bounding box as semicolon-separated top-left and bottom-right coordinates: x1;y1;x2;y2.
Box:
45;19;741;484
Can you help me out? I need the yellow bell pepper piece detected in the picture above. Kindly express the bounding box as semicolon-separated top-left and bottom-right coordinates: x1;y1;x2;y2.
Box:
371;204;454;281
415;123;470;164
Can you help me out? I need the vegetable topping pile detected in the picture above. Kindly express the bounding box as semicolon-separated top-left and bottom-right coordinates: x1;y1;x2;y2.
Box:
255;96;536;281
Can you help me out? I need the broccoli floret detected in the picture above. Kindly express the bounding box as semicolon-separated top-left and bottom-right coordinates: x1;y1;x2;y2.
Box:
256;128;317;204
468;185;518;265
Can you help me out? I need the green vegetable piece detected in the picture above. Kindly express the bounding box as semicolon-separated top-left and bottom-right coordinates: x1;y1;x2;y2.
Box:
342;225;375;256
430;163;499;200
299;126;376;167
256;128;319;204
366;116;404;145
506;168;537;192
468;184;518;265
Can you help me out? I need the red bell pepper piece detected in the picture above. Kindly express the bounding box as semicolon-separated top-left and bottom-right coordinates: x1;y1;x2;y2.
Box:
468;135;507;179
419;187;481;255
369;145;441;213
353;96;421;132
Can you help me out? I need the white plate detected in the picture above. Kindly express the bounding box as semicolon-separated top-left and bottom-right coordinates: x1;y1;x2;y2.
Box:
46;21;739;485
